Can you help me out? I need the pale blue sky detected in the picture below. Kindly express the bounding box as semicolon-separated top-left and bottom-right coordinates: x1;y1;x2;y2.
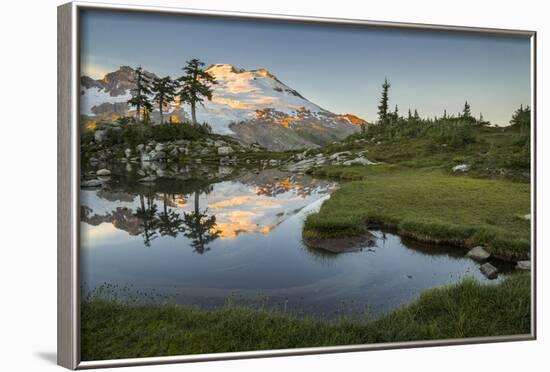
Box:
81;9;531;125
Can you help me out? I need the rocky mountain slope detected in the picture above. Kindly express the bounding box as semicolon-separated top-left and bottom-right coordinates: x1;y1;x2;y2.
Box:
80;64;365;151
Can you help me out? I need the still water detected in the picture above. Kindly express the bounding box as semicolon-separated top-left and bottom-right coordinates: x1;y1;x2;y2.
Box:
80;167;509;318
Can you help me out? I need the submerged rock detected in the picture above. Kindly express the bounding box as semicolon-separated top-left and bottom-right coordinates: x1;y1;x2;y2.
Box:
516;260;531;270
467;246;490;260
480;262;498;279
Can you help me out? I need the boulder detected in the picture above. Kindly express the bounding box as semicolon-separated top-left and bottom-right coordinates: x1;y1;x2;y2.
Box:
169;148;179;157
516;260;531;270
285;157;317;172
343;157;376;166
268;159;279;166
96;169;111;176
178;147;189;155
214;140;226;147
467;246;490;260
329;151;351;161
124;148;132;158
155;143;166;152
136;144;145;153
452;164;470;173
152;151;166;161
480;262;498;279
218;146;234;155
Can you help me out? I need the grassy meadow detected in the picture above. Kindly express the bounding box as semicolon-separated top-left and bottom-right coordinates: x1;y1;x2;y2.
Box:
81;273;530;360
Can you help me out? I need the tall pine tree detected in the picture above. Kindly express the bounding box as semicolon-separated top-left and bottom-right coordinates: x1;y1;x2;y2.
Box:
462;101;472;119
127;66;153;124
178;59;217;124
152;76;176;124
377;77;391;125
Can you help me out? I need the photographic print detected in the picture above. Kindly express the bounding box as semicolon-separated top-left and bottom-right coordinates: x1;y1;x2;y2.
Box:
76;6;533;362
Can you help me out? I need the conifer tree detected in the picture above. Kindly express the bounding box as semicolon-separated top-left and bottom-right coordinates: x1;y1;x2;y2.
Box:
414;109;420;121
408;108;412;121
178;59;217;124
462;101;472;119
127;66;153;124
377;77;391;125
510;104;531;137
152;76;176;124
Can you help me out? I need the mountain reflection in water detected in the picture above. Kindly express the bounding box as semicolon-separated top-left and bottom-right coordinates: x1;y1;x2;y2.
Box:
80;167;511;318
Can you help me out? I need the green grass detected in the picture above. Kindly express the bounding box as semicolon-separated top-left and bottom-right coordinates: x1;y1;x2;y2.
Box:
81;274;531;361
312;124;530;182
304;165;530;260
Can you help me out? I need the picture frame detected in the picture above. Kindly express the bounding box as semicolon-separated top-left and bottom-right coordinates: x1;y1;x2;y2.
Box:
58;1;537;369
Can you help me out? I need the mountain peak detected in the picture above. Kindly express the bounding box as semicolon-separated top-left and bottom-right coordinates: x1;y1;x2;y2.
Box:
206;63;245;75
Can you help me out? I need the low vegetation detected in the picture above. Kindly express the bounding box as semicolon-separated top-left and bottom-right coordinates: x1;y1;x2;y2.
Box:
304;165;530;260
81;274;530;360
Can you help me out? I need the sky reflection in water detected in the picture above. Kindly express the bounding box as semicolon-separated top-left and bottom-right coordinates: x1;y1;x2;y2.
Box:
80;169;509;318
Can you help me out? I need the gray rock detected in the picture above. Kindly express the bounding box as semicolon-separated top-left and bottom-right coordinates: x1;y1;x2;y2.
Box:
217;146;234;155
136;144;145;153
268;159;279;166
169;148;179;157
343;157;376;166
141;153;151;162
96;168;111;176
81;179;104;187
178;147;189;155
329;151;352;161
285;157;317;172
124;148;132;158
452;164;470;173
516;260;531;270
467;246;491;260
152;151;166;160
523;214;531;221
155;143;165;152
214;140;226;147
94;129;108;143
480;263;498;279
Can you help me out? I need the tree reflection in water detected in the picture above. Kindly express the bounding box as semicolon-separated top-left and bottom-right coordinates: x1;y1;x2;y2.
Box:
129;186;220;253
183;186;221;254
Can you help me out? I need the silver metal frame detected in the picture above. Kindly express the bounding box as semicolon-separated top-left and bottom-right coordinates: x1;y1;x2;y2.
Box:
57;1;537;369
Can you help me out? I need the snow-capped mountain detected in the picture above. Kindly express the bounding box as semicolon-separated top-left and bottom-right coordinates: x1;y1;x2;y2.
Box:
80;64;365;150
